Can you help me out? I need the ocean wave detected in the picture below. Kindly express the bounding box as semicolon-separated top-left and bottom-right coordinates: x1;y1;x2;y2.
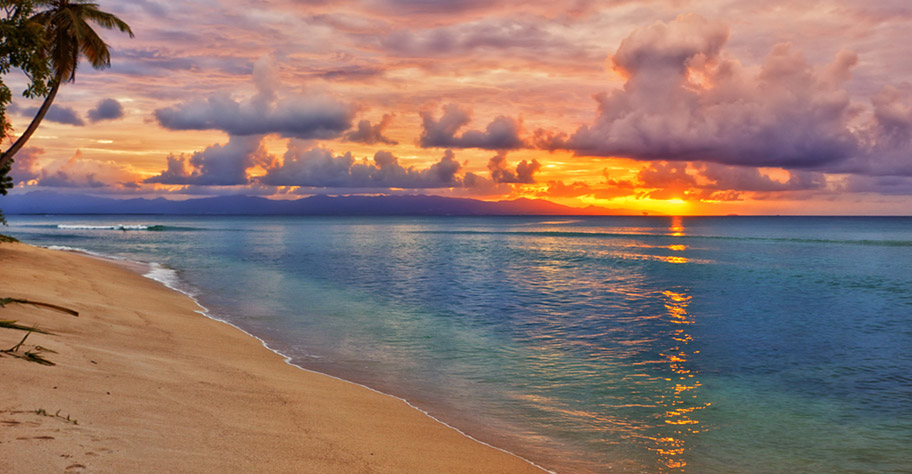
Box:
45;244;92;253
57;224;167;231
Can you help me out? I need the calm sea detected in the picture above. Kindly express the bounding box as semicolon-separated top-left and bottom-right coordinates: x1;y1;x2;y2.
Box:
5;215;912;473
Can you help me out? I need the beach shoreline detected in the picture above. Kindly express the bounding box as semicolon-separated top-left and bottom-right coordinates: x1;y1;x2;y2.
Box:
0;242;549;473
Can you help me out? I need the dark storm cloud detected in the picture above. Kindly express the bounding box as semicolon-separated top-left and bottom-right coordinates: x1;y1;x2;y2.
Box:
842;175;912;195
545;14;864;170
154;94;353;139
146;135;271;186
88;98;125;122
23;105;85;126
419;104;525;150
842;84;912;177
487;151;541;184
154;57;354;139
259;144;463;188
343;114;398;145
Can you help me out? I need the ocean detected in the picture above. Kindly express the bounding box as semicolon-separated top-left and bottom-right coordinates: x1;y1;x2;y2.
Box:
4;215;911;473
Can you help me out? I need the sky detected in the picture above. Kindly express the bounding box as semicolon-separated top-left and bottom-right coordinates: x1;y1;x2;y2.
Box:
4;0;912;215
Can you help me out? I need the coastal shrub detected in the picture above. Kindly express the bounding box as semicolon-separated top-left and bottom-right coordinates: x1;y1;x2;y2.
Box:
35;408;77;424
2;0;55;223
0;319;51;333
0;157;11;225
1;298;76;366
0;0;132;172
0;325;55;365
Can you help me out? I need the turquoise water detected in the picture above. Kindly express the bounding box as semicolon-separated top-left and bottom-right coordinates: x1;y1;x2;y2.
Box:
5;216;912;473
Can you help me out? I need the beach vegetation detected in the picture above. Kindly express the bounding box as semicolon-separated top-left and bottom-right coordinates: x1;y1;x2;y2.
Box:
1;325;56;365
35;408;76;424
1;297;77;365
1;0;52;224
1;155;12;225
0;0;132;221
0;319;52;332
0;0;133;170
0;0;53;135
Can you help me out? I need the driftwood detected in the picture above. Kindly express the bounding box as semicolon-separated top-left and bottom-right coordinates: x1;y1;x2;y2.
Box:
0;298;78;316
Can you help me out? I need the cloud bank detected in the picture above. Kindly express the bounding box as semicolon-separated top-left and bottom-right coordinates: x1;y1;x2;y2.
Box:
23;105;85;126
419;104;525;150
546;14;864;171
260;145;463;188
11;148;139;189
154;57;354;139
88;98;125;122
344;114;398;145
488;151;540;183
146;135;272;186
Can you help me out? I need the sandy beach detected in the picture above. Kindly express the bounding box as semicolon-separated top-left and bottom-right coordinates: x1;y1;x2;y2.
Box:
0;242;546;473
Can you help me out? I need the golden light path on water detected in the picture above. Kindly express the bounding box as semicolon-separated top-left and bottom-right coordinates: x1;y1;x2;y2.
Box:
648;217;711;471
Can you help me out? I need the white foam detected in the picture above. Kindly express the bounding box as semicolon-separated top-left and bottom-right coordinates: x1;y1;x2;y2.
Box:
57;224;152;230
143;262;191;295
45;244;88;252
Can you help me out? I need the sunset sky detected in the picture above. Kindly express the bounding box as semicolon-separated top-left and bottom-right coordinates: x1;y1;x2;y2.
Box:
4;0;912;215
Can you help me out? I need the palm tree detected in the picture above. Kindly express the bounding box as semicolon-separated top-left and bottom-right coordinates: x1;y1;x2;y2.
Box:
0;0;132;169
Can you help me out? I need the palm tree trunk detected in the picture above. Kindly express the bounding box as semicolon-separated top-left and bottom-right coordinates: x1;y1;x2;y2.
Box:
0;74;63;170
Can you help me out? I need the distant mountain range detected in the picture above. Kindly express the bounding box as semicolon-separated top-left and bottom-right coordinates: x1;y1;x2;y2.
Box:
1;191;647;216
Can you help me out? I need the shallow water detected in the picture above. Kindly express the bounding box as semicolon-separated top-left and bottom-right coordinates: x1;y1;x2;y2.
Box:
6;215;912;473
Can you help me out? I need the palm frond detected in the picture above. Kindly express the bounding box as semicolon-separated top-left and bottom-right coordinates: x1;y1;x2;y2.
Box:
81;6;134;37
28;0;133;81
78;22;109;68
